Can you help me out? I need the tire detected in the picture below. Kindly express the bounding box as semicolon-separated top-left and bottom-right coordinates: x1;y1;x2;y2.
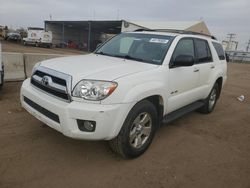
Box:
198;83;219;114
109;100;158;159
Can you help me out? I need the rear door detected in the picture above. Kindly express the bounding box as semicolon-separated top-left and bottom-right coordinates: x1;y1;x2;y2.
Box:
193;38;214;99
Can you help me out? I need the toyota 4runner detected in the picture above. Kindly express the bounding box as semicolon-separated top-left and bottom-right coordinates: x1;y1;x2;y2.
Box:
20;30;227;158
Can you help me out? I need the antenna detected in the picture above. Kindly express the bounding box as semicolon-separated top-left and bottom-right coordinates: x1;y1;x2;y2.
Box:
116;9;120;20
93;9;96;20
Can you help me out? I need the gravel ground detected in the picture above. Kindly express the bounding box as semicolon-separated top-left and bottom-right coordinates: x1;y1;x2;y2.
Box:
0;63;250;188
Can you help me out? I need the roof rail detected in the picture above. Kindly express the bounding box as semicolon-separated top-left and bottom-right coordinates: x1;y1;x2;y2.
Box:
134;28;217;40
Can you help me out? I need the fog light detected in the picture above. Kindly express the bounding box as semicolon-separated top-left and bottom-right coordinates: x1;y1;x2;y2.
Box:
77;120;96;132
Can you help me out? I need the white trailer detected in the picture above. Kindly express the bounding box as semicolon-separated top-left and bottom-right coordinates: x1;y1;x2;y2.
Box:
23;27;52;48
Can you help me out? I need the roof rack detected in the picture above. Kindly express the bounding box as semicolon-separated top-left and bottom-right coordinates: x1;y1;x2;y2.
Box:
134;28;217;40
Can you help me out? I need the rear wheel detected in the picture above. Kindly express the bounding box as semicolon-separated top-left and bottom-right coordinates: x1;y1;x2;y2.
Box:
198;83;219;114
109;100;158;159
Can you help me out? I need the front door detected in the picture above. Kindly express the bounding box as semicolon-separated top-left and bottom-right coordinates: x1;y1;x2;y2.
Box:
167;38;200;113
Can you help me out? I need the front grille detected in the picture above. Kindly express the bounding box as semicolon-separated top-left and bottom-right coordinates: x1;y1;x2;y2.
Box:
31;66;71;102
35;70;66;86
24;96;60;123
31;79;69;100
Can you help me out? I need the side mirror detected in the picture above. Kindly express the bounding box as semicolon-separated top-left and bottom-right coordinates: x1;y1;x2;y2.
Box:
172;55;194;67
225;53;230;62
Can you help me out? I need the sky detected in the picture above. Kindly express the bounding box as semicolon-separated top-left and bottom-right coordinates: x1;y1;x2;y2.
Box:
0;0;249;50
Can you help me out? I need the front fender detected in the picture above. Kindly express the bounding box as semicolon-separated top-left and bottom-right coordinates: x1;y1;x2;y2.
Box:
122;81;166;104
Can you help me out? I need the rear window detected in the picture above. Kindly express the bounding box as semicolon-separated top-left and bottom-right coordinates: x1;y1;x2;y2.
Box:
212;42;225;60
194;39;213;63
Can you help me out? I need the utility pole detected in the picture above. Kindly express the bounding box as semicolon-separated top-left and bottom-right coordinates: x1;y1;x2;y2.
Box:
226;33;236;51
246;39;250;52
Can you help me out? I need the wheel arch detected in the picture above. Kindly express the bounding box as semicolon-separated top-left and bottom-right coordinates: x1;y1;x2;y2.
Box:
143;95;164;124
215;77;223;99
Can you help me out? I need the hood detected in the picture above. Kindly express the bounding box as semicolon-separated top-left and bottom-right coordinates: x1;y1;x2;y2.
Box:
40;54;159;85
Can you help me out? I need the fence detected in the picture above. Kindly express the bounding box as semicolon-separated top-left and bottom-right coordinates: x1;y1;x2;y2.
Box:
2;52;69;81
227;51;250;63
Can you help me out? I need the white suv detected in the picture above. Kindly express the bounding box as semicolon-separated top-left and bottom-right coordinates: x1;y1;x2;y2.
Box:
21;31;227;158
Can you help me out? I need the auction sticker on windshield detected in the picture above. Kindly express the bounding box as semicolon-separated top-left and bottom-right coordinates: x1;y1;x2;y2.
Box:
149;38;169;44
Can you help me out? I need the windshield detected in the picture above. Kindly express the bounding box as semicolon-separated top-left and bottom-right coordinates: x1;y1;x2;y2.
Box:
95;33;174;65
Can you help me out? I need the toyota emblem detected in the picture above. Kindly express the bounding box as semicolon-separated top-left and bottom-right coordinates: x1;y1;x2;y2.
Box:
41;76;51;86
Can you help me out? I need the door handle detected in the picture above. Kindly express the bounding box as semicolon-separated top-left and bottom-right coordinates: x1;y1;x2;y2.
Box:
210;65;215;69
193;68;199;72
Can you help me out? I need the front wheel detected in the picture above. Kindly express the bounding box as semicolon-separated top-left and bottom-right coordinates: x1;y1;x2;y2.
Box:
109;100;158;159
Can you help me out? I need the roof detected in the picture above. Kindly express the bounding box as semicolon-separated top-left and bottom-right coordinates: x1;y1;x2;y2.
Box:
130;31;215;41
122;20;211;36
131;31;179;37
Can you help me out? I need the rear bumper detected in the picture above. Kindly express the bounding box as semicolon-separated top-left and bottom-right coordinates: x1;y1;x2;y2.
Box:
20;79;134;140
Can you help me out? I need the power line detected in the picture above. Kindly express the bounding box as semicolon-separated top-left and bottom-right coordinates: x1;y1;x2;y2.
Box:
227;33;236;41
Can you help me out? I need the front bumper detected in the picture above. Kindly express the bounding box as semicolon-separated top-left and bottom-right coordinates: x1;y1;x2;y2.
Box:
20;79;134;140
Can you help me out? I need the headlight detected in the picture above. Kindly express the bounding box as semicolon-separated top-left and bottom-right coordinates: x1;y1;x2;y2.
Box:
32;62;41;74
72;80;118;101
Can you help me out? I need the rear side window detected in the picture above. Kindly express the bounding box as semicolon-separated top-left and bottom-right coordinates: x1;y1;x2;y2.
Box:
194;39;212;63
212;42;225;60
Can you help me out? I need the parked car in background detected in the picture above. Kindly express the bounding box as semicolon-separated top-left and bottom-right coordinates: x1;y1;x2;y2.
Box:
5;32;22;41
0;43;4;90
23;27;52;48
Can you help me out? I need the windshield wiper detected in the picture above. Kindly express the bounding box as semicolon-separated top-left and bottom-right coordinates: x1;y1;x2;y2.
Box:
114;55;146;62
96;52;147;63
95;51;112;57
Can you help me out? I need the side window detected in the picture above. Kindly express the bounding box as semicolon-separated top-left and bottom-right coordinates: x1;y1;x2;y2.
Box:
212;42;225;60
172;38;195;65
194;39;213;63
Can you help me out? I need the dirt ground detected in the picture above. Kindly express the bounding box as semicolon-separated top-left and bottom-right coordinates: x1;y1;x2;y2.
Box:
0;38;86;55
0;63;250;188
